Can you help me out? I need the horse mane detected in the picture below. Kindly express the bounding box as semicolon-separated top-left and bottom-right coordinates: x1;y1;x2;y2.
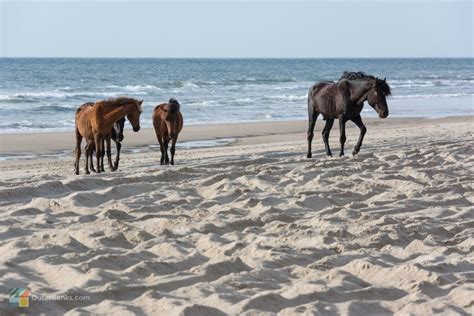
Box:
340;71;391;96
169;98;180;108
168;98;181;113
340;71;375;81
97;97;143;112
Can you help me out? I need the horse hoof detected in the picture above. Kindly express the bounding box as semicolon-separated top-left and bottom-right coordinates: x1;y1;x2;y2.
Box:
306;153;312;158
171;161;174;165
339;153;344;157
85;171;90;175
74;171;79;175
352;151;358;156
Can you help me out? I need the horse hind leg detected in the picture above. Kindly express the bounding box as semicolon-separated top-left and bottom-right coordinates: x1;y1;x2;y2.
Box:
170;136;178;165
307;108;319;158
155;132;165;165
164;137;170;164
84;142;94;174
89;144;97;173
74;128;82;175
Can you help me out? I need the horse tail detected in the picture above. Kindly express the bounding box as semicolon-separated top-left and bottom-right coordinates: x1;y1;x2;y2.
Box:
307;85;315;119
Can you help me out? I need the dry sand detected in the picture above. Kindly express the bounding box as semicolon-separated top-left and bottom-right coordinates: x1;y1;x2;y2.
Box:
0;116;473;315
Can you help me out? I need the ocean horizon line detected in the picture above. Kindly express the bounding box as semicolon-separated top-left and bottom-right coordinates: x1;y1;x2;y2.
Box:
1;56;473;60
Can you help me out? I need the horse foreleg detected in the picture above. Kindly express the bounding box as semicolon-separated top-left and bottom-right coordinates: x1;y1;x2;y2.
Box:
338;115;348;157
74;128;82;175
113;141;121;171
307;110;319;158
105;136;114;171
170;136;178;165
94;134;102;173
100;138;106;172
322;119;334;157
351;115;367;155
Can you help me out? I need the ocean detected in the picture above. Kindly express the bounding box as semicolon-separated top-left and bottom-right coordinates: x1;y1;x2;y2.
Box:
0;58;472;133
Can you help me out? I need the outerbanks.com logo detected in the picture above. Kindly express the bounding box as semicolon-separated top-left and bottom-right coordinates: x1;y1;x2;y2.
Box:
9;288;30;307
9;288;90;308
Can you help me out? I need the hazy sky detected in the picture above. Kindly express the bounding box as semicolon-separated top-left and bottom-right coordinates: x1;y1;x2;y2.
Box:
1;0;472;58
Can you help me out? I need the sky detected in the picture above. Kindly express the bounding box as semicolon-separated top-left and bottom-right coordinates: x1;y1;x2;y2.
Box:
0;0;472;58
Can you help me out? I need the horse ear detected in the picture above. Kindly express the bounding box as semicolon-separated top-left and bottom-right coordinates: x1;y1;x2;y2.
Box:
383;77;386;82
139;100;143;105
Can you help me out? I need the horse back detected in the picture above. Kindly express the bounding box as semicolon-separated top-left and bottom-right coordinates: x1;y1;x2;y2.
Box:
75;102;96;140
152;103;169;136
152;104;168;121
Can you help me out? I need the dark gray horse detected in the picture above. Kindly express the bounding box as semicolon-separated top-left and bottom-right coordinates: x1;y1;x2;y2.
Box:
307;71;391;158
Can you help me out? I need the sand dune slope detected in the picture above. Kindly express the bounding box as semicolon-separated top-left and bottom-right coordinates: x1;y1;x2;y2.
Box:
0;120;473;315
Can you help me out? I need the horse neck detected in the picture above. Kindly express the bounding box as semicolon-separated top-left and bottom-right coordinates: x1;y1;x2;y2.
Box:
102;103;127;127
350;80;374;104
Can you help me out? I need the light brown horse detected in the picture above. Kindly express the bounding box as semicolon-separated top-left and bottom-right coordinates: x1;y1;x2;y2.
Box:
76;102;126;173
74;97;143;175
152;98;183;165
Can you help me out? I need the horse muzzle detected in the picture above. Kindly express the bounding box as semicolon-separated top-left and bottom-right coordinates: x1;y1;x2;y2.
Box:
133;126;140;132
379;111;389;119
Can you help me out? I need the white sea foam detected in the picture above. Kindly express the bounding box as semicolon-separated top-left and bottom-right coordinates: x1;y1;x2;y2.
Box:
391;93;473;99
264;94;307;101
105;84;162;92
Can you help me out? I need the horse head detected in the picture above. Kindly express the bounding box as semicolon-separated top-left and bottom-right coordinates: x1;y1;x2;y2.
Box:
125;99;143;132
367;77;391;118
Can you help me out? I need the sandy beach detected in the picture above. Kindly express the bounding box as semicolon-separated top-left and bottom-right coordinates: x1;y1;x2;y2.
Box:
0;116;473;315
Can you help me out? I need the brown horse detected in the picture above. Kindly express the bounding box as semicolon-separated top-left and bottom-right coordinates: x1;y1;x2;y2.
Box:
307;71;391;158
74;97;143;175
76;103;126;173
152;98;183;165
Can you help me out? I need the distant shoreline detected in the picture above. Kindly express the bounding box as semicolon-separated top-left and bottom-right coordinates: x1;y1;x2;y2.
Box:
1;57;473;59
